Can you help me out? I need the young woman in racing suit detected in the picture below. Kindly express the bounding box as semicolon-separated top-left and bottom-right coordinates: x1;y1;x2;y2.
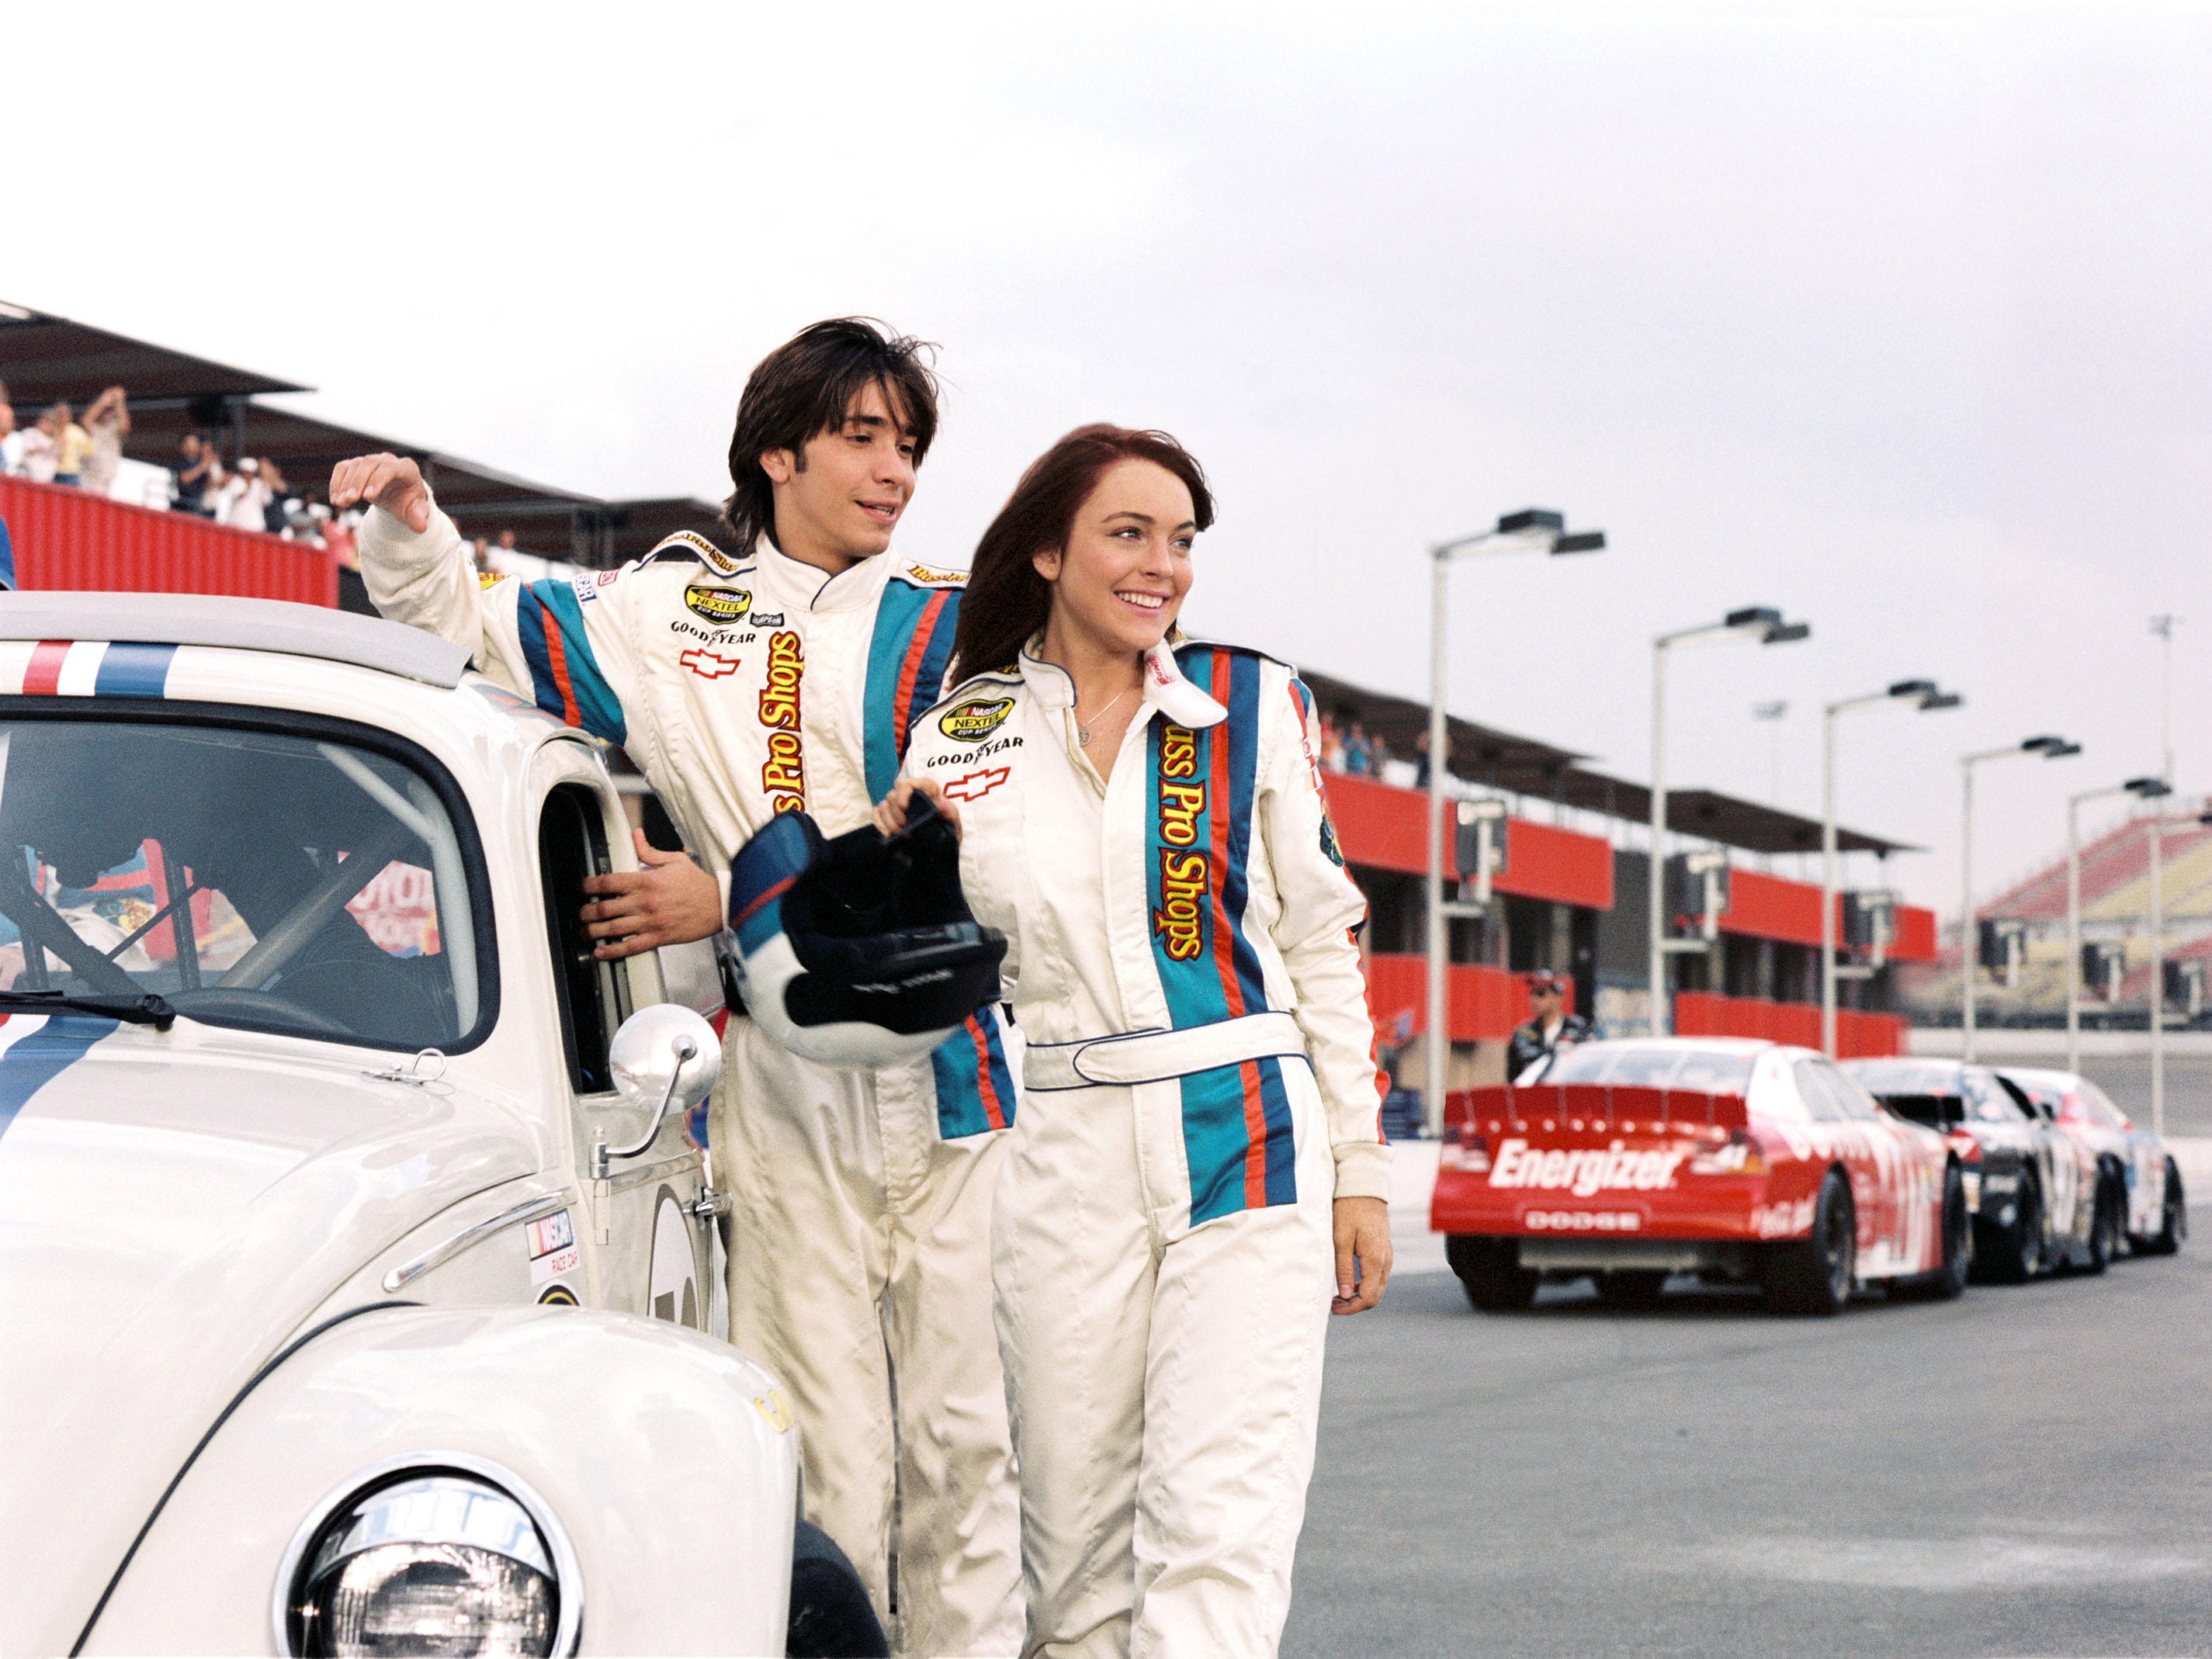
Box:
879;425;1392;1658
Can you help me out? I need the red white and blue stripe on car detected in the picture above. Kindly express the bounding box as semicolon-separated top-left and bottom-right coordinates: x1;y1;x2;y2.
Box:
0;1015;117;1142
0;640;179;698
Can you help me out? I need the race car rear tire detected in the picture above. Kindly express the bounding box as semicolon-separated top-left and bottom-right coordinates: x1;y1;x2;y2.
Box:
2081;1177;2120;1275
1985;1174;2045;1283
1899;1163;1971;1301
1762;1171;1855;1317
1593;1269;1669;1310
1447;1235;1540;1312
2138;1161;2187;1256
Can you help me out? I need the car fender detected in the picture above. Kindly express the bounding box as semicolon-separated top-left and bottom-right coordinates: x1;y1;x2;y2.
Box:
78;1303;797;1657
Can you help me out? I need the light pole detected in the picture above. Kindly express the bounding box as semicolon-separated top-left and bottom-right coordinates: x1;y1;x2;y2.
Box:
2148;802;2212;1134
1649;608;1811;1036
1961;734;2082;1062
1423;510;1604;1134
2065;777;2168;1075
1822;681;1962;1057
1753;700;1789;809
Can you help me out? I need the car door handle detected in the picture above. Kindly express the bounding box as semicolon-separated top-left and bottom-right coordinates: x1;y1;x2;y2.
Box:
686;1186;731;1220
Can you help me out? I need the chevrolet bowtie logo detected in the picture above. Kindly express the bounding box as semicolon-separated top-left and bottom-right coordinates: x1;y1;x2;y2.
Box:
680;648;742;679
942;767;1011;802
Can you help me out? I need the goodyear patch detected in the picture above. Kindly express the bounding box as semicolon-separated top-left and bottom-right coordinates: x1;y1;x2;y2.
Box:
685;585;750;625
537;1284;579;1307
905;563;966;586
940;697;1014;742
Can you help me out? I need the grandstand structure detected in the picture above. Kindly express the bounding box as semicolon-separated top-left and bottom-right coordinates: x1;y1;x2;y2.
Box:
1;303;723;569
4;305;1948;1075
1898;809;2212;1028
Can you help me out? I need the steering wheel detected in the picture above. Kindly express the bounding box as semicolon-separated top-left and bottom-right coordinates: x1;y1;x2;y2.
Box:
166;986;355;1039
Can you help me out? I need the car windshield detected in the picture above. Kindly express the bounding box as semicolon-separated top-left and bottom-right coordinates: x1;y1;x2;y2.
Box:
0;715;490;1050
1846;1062;2027;1124
1538;1044;1755;1094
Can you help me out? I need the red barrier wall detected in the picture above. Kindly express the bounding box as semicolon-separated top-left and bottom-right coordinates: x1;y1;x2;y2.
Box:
1502;816;1616;910
1673;989;1906;1058
1714;869;1938;966
1891;906;1937;962
1364;951;1568;1043
1322;771;1613;910
0;475;337;608
1718;868;1831;947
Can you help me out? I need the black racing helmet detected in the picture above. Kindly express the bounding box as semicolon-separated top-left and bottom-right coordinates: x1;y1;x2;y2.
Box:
726;796;1007;1065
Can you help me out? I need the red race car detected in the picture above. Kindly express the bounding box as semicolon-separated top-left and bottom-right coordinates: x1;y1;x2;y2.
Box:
1430;1038;1970;1316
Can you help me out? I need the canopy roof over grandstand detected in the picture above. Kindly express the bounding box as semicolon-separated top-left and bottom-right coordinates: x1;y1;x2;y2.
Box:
0;302;303;403
1298;665;1915;857
0;301;723;564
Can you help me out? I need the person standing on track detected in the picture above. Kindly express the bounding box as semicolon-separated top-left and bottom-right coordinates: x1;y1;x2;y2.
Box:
879;424;1392;1657
331;319;1021;1658
1505;970;1588;1079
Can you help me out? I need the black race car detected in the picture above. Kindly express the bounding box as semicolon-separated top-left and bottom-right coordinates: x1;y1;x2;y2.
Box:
1843;1058;2121;1280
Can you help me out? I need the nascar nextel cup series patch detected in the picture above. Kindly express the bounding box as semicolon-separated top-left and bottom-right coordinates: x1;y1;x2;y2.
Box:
940;698;1014;741
685;585;750;625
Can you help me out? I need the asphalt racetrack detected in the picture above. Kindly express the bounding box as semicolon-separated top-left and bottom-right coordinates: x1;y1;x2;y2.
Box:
1287;1153;2210;1658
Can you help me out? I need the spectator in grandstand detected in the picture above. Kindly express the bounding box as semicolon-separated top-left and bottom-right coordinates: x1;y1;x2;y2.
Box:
1413;727;1432;788
1322;708;1348;772
0;383;19;476
19;407;62;483
260;459;296;535
215;455;273;531
51;404;93;488
470;535;491;572
1341;717;1376;777
323;507;359;570
80;387;130;498
169;433;217;515
497;528;518;556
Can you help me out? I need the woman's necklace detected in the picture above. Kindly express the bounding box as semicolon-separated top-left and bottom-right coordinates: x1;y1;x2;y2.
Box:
1074;685;1134;747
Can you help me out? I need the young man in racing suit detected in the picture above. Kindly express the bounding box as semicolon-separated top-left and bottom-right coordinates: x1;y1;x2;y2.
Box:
330;320;1020;1657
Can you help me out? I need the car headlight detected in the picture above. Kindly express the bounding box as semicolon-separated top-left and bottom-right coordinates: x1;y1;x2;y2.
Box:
282;1467;570;1657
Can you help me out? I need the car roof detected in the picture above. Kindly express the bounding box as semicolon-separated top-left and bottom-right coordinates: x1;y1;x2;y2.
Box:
1572;1037;1781;1057
1994;1065;2080;1087
0;592;469;689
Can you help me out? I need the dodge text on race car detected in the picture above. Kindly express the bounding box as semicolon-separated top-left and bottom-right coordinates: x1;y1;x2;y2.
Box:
1998;1065;2186;1257
1843;1058;2117;1280
1431;1038;1968;1316
0;594;820;1657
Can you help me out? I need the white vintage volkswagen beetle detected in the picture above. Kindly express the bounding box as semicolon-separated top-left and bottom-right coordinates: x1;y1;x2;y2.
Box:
0;593;806;1657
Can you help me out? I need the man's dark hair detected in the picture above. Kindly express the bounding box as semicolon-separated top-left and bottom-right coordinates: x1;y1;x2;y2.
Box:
723;318;941;552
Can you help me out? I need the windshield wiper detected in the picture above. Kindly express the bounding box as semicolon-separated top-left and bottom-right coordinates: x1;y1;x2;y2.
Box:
0;988;176;1030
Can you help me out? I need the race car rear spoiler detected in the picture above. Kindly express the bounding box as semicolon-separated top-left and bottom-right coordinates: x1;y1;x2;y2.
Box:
1444;1082;1749;1134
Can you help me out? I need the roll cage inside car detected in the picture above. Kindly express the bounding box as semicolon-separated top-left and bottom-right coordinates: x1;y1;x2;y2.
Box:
0;701;501;1052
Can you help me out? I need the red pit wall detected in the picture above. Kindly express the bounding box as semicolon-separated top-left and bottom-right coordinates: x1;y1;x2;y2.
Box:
1;475;338;608
1364;952;1569;1044
1321;771;1612;910
1673;990;1905;1058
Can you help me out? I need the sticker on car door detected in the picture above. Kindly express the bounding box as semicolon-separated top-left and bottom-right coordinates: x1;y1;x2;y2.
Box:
649;1186;700;1328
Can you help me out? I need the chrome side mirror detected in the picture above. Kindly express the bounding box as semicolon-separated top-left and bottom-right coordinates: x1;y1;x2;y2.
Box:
592;1004;720;1177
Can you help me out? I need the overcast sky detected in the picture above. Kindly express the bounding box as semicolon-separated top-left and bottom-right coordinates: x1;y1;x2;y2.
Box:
9;2;2207;914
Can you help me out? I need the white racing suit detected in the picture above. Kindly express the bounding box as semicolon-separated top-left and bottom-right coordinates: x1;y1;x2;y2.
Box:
361;501;1021;1656
898;638;1392;1657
